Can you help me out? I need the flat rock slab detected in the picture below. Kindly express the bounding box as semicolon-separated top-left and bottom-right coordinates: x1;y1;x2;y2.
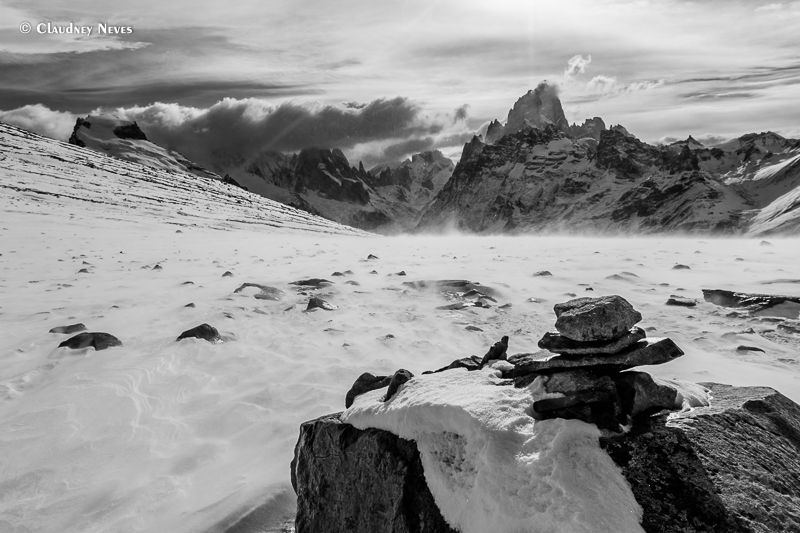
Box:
49;323;87;334
424;355;483;375
703;289;800;318
402;279;500;298
538;327;645;355
58;332;121;350
666;295;696;307
233;282;284;301
290;278;333;289
505;337;683;378
554;295;642;342
601;383;800;533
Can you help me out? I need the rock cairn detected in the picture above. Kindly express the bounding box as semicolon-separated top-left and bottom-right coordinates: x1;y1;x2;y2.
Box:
505;295;684;430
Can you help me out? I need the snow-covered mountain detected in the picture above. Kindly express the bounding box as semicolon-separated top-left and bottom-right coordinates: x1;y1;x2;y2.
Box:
68;115;221;181
418;85;800;235
60;87;800;236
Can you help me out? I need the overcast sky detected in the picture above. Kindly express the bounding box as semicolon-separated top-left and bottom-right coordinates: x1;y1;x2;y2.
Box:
1;0;799;164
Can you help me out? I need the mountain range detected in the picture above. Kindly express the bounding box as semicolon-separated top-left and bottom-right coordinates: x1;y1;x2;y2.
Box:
58;82;800;235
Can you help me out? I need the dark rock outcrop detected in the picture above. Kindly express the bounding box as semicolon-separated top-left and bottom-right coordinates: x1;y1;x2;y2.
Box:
291;414;457;533
601;383;800;532
58;332;122;350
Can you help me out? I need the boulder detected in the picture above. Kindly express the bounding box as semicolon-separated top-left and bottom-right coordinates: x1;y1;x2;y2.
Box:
291;414;457;533
176;323;221;343
538;327;646;355
58;332;122;350
345;373;391;408
306;297;337;311
601;383;800;532
554;295;643;342
613;371;678;418
505;338;683;378
49;323;87;334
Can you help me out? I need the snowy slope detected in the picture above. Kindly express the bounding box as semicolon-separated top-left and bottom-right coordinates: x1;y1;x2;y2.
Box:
1;122;365;236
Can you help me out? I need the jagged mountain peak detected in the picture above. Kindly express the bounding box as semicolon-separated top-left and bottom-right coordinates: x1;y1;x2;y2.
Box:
485;82;569;144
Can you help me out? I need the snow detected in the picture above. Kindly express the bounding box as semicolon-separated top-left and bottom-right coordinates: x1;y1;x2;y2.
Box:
342;368;644;533
2;122;800;532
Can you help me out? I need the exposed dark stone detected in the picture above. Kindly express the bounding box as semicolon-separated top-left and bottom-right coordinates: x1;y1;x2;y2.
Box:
306;297;336;311
666;296;696;307
49;323;87;334
736;345;765;353
331;271;346;277
703;289;800;318
601;383;800;533
531;370;620;428
554;295;643;342
538;327;646;355
505;337;684;378
425;356;483;374
222;271;234;277
152;264;162;270
465;325;483;332
291;414;457;533
112;122;147;140
480;336;508;365
384;369;414;402
402;279;500;299
184;302;196;308
58;332;122;350
233;283;284;301
176;323;221;343
290;278;333;289
533;270;552;277
77;268;90;274
345;373;391;408
367;254;379;260
672;264;691;270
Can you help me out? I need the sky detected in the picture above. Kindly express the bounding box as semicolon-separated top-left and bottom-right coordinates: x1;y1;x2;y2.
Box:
1;0;800;166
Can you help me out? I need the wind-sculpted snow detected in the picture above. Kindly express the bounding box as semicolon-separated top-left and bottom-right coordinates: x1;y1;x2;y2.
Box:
1;121;800;531
342;367;644;533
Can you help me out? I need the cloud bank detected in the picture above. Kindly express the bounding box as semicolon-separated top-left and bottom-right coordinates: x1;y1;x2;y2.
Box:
0;96;473;167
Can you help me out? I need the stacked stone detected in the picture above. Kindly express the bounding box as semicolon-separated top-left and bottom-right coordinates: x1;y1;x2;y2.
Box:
504;295;684;430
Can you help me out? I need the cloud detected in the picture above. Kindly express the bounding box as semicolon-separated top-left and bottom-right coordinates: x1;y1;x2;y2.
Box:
453;104;469;123
564;54;592;78
0;104;76;139
106;96;470;167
